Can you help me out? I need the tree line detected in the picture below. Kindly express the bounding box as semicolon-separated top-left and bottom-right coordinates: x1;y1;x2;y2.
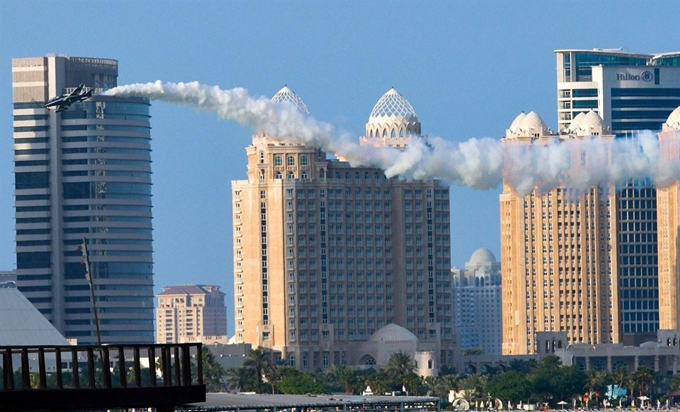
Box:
217;349;680;408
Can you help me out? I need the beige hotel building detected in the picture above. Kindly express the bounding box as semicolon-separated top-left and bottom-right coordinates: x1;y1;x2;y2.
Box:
500;111;619;355
231;87;455;370
657;107;680;331
156;284;227;344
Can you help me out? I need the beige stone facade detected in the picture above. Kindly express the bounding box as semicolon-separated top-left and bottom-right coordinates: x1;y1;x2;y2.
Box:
231;87;455;370
500;112;619;354
156;285;227;344
658;109;680;330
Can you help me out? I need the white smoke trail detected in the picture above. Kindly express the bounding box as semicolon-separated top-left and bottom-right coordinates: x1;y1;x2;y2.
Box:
103;81;680;195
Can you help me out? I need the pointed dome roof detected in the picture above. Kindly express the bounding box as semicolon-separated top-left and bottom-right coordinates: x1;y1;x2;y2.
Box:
579;110;605;131
271;85;310;116
509;112;526;133
469;248;497;264
567;112;586;132
368;323;418;342
521;111;550;135
368;87;418;123
666;106;680;131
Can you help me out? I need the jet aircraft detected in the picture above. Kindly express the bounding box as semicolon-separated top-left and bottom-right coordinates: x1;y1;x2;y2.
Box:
44;84;94;112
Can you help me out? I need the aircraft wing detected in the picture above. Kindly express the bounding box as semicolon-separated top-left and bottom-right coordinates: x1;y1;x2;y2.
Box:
44;95;66;108
68;83;84;97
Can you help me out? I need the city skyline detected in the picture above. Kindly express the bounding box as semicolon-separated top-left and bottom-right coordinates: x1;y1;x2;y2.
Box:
2;2;680;335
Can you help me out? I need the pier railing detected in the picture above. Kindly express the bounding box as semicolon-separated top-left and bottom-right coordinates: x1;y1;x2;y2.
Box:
0;343;206;410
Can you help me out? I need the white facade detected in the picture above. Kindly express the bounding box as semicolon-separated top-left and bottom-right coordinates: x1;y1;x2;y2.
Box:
451;248;502;354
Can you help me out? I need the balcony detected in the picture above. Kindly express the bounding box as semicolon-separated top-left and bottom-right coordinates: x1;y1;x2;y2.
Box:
0;343;205;411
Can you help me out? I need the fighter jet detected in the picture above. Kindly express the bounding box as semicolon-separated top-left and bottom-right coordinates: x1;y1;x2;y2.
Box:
44;84;94;112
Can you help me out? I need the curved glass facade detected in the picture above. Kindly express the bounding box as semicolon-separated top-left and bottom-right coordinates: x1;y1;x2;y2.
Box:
13;55;155;345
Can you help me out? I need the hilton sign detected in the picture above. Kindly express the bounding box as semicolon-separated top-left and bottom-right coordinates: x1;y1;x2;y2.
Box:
617;71;654;82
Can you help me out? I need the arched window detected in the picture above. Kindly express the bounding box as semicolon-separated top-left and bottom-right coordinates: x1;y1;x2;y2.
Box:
287;156;295;166
275;171;282;179
319;169;325;179
400;128;405;137
428;359;433;369
259;151;265;163
259;170;265;182
301;171;308;179
274;155;282;166
391;129;396;138
360;355;376;365
300;155;308;166
345;172;350;182
364;172;369;179
382;129;387;137
287;171;295;179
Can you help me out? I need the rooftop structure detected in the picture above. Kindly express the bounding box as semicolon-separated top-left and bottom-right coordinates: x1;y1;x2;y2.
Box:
156;285;227;344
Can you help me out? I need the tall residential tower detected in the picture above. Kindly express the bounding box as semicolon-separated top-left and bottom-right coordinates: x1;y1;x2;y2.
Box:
451;248;502;355
555;49;680;338
12;55;154;344
232;86;455;370
500;111;619;355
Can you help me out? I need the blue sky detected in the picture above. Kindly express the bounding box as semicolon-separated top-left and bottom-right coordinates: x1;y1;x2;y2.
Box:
2;1;679;334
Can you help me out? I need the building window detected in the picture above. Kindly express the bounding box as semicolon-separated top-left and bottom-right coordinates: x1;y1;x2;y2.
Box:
275;155;282;166
287;156;295;166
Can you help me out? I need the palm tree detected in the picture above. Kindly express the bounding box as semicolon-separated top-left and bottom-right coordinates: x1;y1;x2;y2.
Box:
632;365;656;400
385;351;415;381
326;364;358;394
442;373;461;399
584;369;608;405
609;366;630;406
243;347;272;393
225;365;253;392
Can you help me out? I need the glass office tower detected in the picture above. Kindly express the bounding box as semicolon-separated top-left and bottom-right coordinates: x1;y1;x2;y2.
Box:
12;55;154;344
555;49;680;340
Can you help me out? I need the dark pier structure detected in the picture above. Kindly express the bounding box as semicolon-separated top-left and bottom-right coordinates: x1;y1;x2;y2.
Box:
0;343;206;411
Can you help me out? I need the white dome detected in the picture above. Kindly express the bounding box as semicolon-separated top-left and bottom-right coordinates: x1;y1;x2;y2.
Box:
469;248;497;264
520;111;551;135
579;111;605;131
368;323;418;342
567;112;586;132
271;85;310;116
509;112;526;133
666;106;680;131
368;88;418;123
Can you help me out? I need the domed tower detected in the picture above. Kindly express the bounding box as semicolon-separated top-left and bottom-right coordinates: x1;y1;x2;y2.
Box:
271;85;311;117
500;111;618;355
361;87;423;149
245;85;325;183
657;106;680;330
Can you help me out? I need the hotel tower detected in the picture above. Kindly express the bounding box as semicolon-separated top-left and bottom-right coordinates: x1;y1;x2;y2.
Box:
232;86;455;369
502;49;680;354
12;55;154;344
500;111;619;355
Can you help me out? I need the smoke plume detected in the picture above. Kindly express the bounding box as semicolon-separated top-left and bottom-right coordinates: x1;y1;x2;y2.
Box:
103;81;680;195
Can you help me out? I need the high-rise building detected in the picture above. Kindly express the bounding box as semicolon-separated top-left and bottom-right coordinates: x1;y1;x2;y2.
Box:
232;86;455;370
657;107;680;330
451;248;502;355
12;55;154;344
554;49;680;339
554;49;680;135
156;285;228;344
500;111;619;355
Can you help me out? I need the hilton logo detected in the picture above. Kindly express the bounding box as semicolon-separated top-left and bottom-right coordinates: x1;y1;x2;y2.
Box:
617;71;654;82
